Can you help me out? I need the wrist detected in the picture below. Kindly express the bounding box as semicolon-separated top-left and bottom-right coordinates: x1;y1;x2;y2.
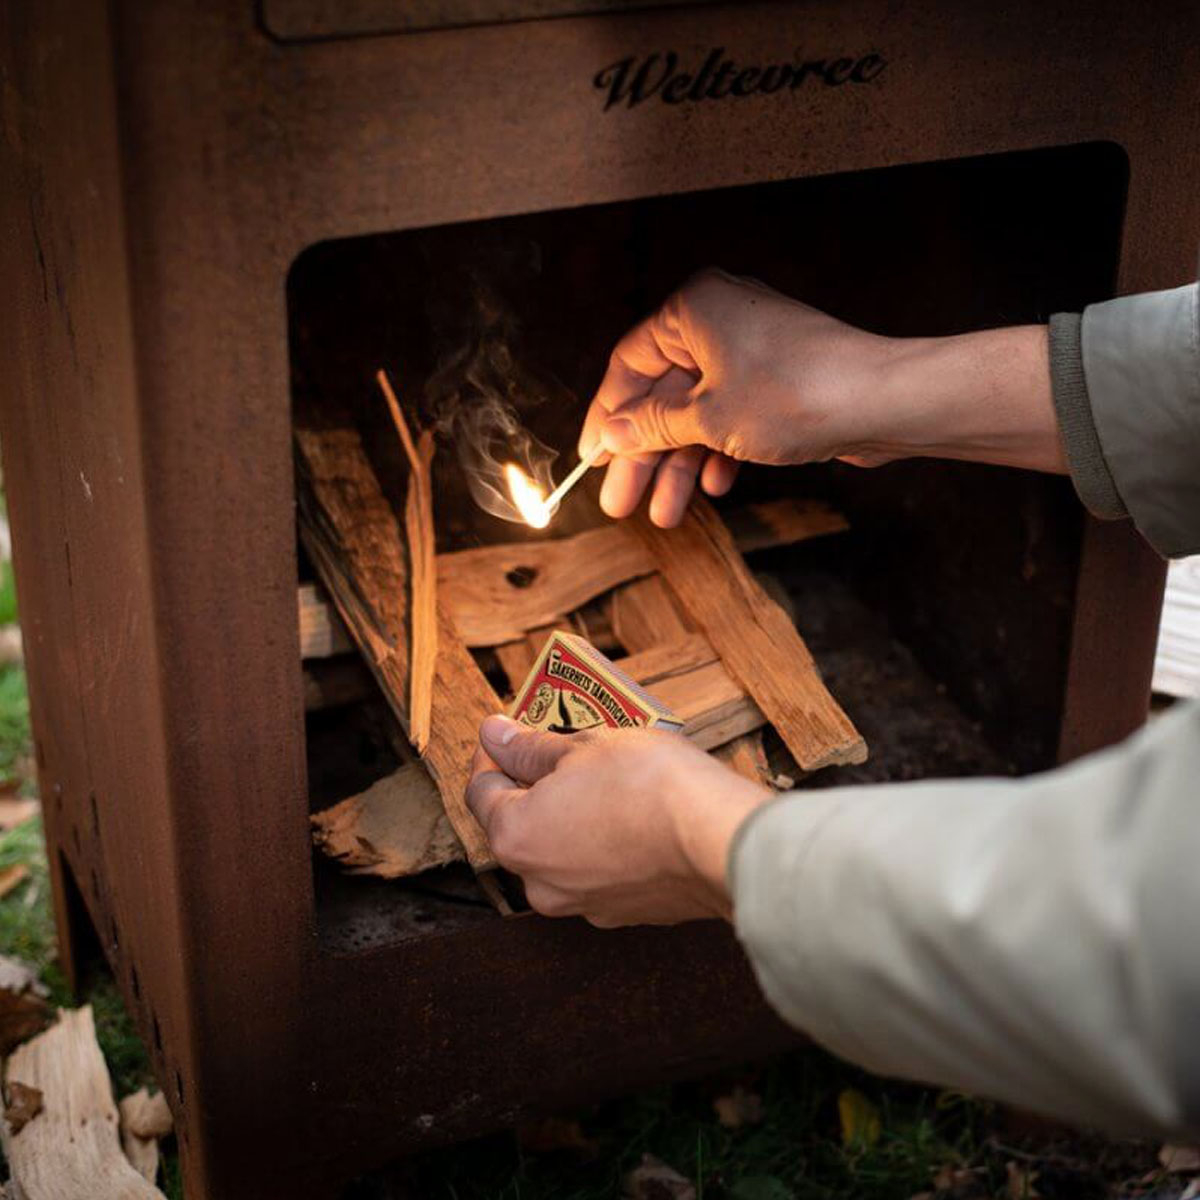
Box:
844;326;1066;474
670;776;767;920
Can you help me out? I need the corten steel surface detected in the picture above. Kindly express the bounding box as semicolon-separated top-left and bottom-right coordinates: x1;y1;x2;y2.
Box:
0;0;1193;1194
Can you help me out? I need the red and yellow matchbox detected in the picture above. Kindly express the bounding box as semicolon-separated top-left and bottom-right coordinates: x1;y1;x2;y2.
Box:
509;632;683;735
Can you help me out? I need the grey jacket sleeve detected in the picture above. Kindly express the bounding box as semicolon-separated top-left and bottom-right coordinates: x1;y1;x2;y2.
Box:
730;281;1200;1139
1051;281;1200;557
730;701;1200;1140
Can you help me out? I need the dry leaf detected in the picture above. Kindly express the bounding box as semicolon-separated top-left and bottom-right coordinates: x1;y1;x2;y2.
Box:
0;797;38;831
1005;1161;1040;1199
713;1085;765;1128
0;864;29;900
1160;1145;1200;1173
3;1081;43;1134
624;1153;697;1200
0;957;50;1056
516;1116;598;1157
930;1165;987;1198
838;1088;881;1148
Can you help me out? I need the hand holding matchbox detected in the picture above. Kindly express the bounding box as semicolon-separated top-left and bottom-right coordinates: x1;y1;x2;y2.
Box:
510;632;683;734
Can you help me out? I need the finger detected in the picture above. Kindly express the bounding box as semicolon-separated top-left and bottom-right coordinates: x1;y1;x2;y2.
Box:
479;714;575;786
580;311;698;459
599;366;702;457
600;451;661;519
648;446;704;528
465;761;523;834
525;881;576;919
700;452;739;497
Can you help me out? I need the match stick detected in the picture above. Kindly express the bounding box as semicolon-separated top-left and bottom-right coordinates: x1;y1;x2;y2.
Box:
544;443;604;513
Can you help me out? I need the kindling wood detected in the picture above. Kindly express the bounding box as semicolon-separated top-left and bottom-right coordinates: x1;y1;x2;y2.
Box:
295;423;498;870
311;632;764;876
293;497;848;658
634;498;867;771
377;370;437;753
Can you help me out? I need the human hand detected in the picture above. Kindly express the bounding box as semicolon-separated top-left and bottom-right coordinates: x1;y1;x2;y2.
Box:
579;268;1062;526
578;268;898;525
465;716;768;927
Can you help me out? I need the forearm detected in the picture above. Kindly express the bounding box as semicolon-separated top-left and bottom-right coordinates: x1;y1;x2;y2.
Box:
848;325;1067;473
729;701;1200;1139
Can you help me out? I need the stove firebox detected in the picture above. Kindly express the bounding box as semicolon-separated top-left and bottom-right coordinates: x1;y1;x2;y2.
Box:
2;2;1193;1195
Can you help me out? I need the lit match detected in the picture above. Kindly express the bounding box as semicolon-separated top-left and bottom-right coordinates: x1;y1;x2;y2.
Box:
504;443;604;528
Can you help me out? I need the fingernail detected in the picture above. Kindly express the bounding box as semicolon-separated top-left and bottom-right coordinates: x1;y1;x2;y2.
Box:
601;418;636;453
481;714;519;746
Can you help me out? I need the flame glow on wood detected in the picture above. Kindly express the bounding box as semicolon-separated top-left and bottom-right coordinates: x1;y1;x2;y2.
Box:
504;463;551;528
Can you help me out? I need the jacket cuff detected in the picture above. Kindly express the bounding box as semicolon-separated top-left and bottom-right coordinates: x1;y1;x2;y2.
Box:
1048;312;1128;520
1081;284;1200;559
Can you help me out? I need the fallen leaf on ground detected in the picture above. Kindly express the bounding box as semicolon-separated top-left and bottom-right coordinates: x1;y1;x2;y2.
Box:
1160;1145;1200;1173
1005;1161;1040;1199
515;1115;598;1157
624;1153;697;1200
0;864;29;900
0;797;38;830
3;1081;43;1134
0;956;50;1055
930;1165;988;1198
714;1085;765;1128
838;1088;881;1148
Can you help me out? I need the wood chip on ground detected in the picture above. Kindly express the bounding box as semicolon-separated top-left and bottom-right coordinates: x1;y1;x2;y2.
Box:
1;1006;164;1198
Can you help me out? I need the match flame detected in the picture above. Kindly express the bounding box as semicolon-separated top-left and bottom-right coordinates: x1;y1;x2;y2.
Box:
504;463;551;528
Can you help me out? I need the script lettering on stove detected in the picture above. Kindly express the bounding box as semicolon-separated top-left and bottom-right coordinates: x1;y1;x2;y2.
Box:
593;46;888;112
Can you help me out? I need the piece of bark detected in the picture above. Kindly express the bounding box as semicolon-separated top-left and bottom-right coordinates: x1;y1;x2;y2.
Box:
295;424;498;870
634;498;866;771
118;1088;172;1185
311;763;464;877
378;372;438;753
1;1007;163;1198
297;581;352;658
4;1082;42;1135
298;496;846;653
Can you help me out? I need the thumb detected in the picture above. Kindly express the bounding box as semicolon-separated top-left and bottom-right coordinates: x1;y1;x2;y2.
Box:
601;367;707;455
479;715;575;785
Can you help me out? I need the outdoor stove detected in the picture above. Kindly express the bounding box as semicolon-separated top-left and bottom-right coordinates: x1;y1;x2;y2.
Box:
1;1;1194;1195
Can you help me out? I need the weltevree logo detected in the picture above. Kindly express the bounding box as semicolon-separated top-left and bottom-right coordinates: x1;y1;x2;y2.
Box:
594;46;887;112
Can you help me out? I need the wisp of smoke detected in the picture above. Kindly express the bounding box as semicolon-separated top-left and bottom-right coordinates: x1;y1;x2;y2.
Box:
425;290;561;524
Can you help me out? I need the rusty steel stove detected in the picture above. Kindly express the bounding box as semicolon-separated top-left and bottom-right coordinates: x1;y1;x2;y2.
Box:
1;1;1196;1195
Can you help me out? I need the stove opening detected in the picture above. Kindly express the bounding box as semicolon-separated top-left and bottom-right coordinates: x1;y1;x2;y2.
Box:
287;141;1128;953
